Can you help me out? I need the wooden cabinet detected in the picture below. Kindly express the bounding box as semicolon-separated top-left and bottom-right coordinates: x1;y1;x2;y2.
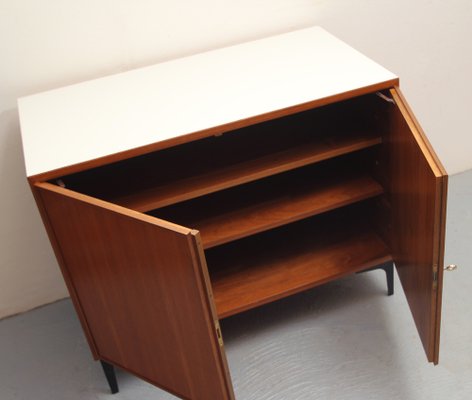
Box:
19;27;447;399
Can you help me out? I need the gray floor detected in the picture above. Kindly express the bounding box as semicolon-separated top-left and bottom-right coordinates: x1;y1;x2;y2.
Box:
1;268;471;400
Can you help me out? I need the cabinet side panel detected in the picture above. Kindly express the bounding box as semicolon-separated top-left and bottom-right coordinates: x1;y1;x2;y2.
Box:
36;183;233;400
386;88;447;363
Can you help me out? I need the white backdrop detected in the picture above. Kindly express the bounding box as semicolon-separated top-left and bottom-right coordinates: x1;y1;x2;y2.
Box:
1;0;471;318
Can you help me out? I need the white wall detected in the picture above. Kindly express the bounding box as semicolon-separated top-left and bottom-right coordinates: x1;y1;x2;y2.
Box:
0;0;471;318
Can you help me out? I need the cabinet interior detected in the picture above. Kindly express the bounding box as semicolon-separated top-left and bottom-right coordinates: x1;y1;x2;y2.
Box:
51;91;395;319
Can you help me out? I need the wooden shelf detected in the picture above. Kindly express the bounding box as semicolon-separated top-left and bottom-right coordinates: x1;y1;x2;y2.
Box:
207;214;392;319
153;170;383;249
112;132;381;212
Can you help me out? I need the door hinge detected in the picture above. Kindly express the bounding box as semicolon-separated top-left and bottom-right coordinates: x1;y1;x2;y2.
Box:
432;263;438;290
215;320;224;347
376;91;396;104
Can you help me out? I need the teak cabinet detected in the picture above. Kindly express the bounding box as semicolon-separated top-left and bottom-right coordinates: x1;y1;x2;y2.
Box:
19;27;447;399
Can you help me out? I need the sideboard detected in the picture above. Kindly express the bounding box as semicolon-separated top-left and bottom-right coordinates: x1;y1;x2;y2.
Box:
18;26;447;399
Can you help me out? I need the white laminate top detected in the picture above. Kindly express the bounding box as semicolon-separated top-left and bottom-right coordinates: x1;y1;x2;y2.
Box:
18;26;397;177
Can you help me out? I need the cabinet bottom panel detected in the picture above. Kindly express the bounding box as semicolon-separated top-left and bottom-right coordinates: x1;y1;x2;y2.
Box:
207;208;392;318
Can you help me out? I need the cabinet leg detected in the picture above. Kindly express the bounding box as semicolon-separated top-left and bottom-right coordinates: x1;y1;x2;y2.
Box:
358;261;394;296
100;361;119;394
385;262;394;296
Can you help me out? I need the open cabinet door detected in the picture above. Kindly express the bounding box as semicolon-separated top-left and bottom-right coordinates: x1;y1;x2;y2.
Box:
387;88;448;364
34;182;234;400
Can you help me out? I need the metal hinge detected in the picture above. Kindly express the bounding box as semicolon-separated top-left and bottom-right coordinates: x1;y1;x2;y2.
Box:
432;263;438;290
215;320;224;347
376;92;396;104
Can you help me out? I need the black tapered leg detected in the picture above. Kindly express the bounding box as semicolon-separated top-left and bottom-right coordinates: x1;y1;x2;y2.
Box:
385;262;394;296
357;261;394;296
100;361;119;394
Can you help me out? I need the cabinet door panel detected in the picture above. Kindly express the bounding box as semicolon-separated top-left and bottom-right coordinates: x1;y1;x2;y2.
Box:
387;88;447;364
35;182;234;400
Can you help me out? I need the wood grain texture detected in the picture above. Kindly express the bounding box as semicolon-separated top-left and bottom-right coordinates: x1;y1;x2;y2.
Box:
28;180;100;359
207;213;392;319
387;88;447;364
36;182;234;400
155;172;383;249
112;133;381;212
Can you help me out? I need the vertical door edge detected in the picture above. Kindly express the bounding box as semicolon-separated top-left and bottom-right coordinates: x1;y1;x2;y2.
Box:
432;173;448;364
390;87;447;178
187;230;235;399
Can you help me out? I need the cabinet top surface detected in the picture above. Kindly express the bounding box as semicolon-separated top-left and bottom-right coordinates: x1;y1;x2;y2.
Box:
18;26;397;178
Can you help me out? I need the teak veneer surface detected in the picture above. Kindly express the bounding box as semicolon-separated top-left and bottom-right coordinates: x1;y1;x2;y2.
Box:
386;88;447;364
35;182;233;400
154;171;383;249
112;132;381;212
207;214;392;318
